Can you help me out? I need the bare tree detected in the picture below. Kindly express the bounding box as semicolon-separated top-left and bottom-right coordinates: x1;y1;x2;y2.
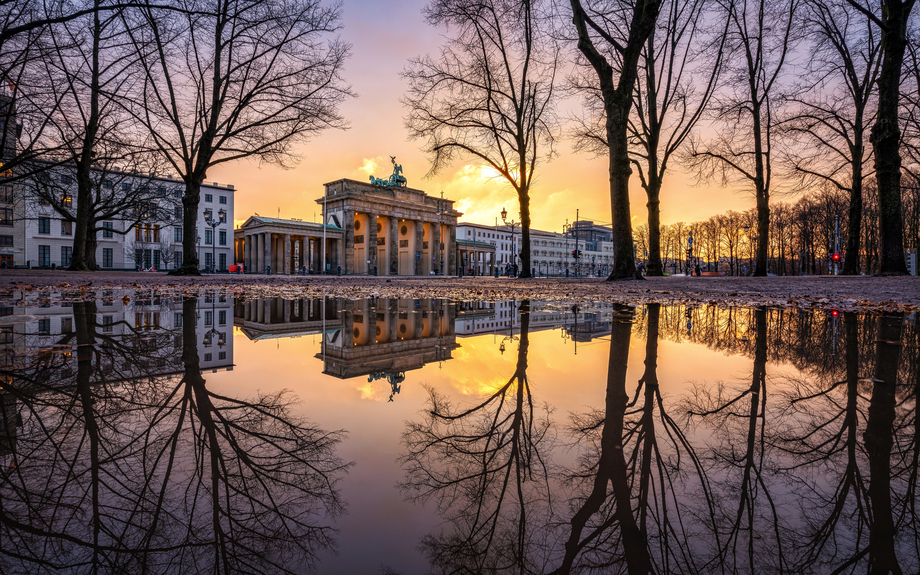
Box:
781;0;880;275
571;0;726;276
123;0;352;275
567;0;663;280
688;0;798;276
849;0;915;274
403;0;559;279
400;300;556;572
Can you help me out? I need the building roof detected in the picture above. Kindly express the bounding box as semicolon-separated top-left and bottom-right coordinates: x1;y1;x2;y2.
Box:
237;215;342;231
457;238;496;249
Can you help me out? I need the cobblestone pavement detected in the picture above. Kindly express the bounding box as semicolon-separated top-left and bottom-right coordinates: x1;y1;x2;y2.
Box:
1;270;918;312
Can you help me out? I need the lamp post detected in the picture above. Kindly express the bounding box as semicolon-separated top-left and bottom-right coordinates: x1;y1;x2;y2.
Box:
437;191;446;275
203;208;226;273
500;207;519;277
563;221;570;277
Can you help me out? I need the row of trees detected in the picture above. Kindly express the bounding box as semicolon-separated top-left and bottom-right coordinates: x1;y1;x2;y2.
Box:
399;302;920;572
634;179;920;275
406;0;920;279
0;0;350;273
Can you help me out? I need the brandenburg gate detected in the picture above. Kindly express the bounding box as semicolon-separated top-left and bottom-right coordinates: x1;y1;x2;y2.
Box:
235;158;461;275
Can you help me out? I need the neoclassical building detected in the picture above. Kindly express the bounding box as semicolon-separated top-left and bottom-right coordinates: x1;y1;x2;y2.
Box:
235;173;461;275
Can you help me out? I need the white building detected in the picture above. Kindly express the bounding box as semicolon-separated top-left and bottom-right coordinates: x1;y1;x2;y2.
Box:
456;220;615;276
1;289;234;375
21;171;234;271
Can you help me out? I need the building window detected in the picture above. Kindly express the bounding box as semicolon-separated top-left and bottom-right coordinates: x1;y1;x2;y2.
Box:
173;206;181;220
175;251;182;266
38;245;50;266
174;227;182;242
174;313;182;327
102;180;113;190
205;229;212;245
205;194;212;202
0;208;12;226
218;253;226;270
218;351;226;360
37;318;50;334
0;185;13;203
219;230;226;246
204;353;212;361
173;188;182;198
121;182;131;192
38;217;50;234
102;248;113;268
218;310;226;325
61;193;72;207
204;311;212;326
204;252;213;270
0;235;11;246
102;221;113;237
219;195;226;204
61;246;72;267
61;317;72;334
61;220;72;236
102;315;113;332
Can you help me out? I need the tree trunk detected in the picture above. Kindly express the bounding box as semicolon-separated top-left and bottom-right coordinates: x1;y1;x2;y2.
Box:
519;190;532;278
172;179;202;275
873;0;911;275
68;0;101;272
607;95;639;280
864;313;903;573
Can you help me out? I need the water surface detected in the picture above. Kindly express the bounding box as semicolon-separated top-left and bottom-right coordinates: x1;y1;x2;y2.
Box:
0;294;917;574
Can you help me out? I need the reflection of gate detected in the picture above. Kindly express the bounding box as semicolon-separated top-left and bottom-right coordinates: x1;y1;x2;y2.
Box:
0;255;11;267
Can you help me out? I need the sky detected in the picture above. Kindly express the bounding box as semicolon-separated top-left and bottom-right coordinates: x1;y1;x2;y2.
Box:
212;0;756;233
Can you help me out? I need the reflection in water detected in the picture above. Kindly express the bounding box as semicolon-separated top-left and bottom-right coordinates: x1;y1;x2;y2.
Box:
1;293;919;573
399;300;555;573
0;298;349;574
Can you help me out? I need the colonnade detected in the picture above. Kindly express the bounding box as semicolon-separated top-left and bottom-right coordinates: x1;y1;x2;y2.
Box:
346;211;456;275
241;232;338;274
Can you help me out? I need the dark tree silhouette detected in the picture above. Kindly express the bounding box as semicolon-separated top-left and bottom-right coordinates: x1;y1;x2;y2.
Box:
400;300;556;574
567;0;663;280
403;0;559;279
0;296;349;574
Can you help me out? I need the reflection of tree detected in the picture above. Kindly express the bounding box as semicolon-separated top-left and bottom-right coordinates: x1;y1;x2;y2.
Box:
554;304;714;575
400;300;555;574
684;306;786;573
0;297;349;574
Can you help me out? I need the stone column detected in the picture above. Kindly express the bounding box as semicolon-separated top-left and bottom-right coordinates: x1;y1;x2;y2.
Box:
244;235;251;271
283;300;291;323
262;299;270;324
388;217;398;275
414;220;424;276
343;211;355;275
447;226;457;275
253;234;260;272
283;234;291;274
431;222;441;274
367;213;378;275
263;233;271;274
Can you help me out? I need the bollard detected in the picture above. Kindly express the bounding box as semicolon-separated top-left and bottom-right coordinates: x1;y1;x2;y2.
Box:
374;265;377;276
337;265;342;276
266;265;271;275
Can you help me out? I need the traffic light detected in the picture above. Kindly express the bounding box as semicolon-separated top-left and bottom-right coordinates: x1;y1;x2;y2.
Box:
572;249;578;258
832;253;840;262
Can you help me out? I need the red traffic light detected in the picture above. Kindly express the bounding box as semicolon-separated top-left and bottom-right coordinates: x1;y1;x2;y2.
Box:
832;253;840;261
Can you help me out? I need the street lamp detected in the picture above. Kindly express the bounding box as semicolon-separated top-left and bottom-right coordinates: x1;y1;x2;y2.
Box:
563;221;570;277
204;208;226;273
500;207;520;277
437;191;447;275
